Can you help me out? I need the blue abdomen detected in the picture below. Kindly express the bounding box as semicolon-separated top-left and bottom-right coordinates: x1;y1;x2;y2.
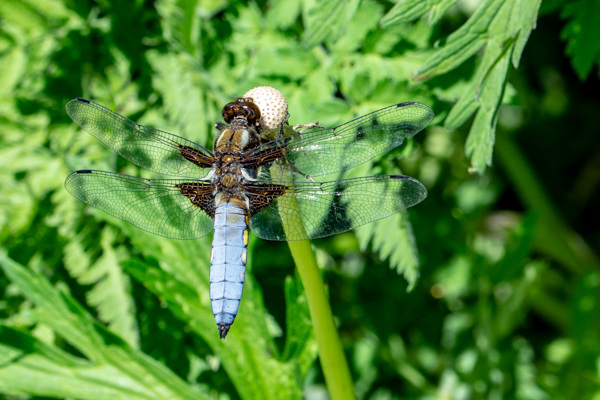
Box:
210;201;248;339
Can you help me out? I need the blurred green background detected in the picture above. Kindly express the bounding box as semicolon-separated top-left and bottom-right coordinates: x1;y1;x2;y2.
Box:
1;0;599;399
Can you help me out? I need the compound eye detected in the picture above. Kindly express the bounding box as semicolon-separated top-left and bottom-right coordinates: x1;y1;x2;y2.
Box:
221;99;261;125
221;102;238;123
242;102;261;125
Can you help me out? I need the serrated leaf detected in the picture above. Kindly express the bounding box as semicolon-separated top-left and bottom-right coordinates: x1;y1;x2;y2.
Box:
445;35;515;129
355;210;420;291
63;226;139;349
560;0;600;79
415;0;505;80
334;53;423;103
464;46;511;172
124;259;304;400
0;255;206;400
428;0;459;25
0;0;49;38
119;231;303;400
301;0;360;49
253;46;319;78
156;0;201;55
147;51;216;147
381;0;430;27
417;0;540;172
511;0;541;67
0;326;177;400
380;0;457;28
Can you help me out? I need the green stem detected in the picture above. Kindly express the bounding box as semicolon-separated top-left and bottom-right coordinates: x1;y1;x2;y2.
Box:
287;240;356;400
270;161;355;399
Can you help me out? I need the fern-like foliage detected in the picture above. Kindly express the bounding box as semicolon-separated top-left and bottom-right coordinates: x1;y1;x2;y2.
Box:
355;210;420;290
64;227;139;348
386;0;541;172
560;0;600;79
0;256;207;400
5;0;597;399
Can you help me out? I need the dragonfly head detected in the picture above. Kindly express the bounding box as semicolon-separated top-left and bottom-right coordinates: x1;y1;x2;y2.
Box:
222;98;261;128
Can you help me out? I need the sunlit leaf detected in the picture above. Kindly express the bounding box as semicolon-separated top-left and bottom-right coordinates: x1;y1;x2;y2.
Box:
416;0;541;172
124;257;304;400
301;0;360;49
0;256;207;400
380;0;458;28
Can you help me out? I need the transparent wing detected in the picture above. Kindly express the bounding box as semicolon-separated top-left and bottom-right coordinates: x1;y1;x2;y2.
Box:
65;170;214;239
66;98;214;178
243;102;433;177
248;175;427;241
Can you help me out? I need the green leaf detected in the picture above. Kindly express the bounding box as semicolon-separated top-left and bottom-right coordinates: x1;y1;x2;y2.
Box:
417;0;541;172
253;46;320;79
118;230;304;400
464;40;512;171
301;0;361;49
514;338;550;399
267;0;302;29
355;210;420;290
0;326;191;400
282;275;318;377
64;226;139;348
0;255;207;400
560;0;600;79
148;51;219;146
415;0;505;80
380;0;458;28
328;0;383;53
156;0;201;56
0;47;27;95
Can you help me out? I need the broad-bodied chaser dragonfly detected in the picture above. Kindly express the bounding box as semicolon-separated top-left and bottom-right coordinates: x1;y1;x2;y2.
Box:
65;87;434;338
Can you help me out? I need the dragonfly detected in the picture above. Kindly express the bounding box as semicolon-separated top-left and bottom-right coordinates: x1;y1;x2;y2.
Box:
65;90;434;338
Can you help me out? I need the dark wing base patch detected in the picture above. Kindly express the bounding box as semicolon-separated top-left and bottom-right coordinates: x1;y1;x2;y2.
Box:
245;183;288;216
177;182;215;217
179;145;215;169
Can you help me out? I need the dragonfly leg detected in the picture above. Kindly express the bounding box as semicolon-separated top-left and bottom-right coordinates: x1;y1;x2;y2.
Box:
292;121;321;133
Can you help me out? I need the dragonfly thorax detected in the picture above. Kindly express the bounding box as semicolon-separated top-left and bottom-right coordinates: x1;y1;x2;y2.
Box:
214;126;261;153
210;157;253;210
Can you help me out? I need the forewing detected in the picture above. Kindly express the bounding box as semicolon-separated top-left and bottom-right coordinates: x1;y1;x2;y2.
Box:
248;175;427;241
66;98;214;178
244;102;433;177
65;170;214;239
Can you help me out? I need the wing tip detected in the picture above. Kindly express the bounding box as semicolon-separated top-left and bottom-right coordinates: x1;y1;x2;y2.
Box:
66;97;90;106
65;97;91;115
390;174;428;199
64;169;93;187
396;100;434;112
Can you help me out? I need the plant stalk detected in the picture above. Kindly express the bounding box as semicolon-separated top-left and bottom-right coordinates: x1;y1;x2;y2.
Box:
270;160;355;399
287;240;356;400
